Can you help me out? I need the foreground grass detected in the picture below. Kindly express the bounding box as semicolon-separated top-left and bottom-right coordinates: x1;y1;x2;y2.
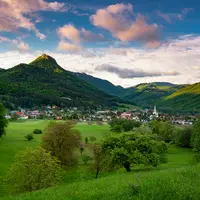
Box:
0;120;197;200
2;164;200;200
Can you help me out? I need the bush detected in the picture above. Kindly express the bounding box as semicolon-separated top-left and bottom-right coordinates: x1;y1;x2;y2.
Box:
82;154;93;164
4;147;62;194
85;137;89;144
42;121;81;167
24;133;34;141
89;136;97;143
33;129;43;134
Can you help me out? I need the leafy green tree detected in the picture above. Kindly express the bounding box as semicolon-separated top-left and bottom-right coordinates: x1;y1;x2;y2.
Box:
0;102;8;138
174;127;192;148
24;133;34;141
92;144;113;179
41;121;81;167
191;120;200;160
102;133;167;172
110;119;141;133
4;147;62;194
152;120;175;142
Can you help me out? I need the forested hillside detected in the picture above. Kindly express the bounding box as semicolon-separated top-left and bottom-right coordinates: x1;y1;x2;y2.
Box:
159;82;200;113
0;54;122;109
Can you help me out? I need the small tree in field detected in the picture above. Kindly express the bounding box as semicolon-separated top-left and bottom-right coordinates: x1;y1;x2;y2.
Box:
24;133;34;141
82;154;93;164
102;132;167;172
41;121;81;167
4;147;62;194
92;144;113;179
0;102;8;138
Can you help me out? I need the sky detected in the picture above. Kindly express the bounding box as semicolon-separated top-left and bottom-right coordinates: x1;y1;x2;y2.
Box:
0;0;200;87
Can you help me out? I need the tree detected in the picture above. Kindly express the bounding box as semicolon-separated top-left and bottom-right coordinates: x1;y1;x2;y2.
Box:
191;120;200;160
33;129;43;134
24;133;34;141
174;127;192;148
102;133;167;172
4;147;62;194
92;144;113;179
0;102;8;138
110;119;141;133
152;120;175;142
79;142;84;156
41;121;81;167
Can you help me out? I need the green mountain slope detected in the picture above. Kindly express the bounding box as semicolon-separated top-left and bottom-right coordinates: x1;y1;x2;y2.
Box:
73;72;125;96
121;82;185;108
0;54;122;109
159;82;200;113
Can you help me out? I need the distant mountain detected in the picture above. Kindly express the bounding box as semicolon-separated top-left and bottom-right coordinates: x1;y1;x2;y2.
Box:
74;72;125;96
0;68;5;72
0;54;123;109
120;82;186;109
159;82;200;114
72;73;188;110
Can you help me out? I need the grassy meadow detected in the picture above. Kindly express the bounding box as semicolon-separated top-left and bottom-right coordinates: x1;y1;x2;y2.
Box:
0;120;198;200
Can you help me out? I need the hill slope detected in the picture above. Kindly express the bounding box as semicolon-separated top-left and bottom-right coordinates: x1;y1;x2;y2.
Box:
120;82;185;108
0;54;122;109
73;73;185;109
159;82;200;113
74;72;125;96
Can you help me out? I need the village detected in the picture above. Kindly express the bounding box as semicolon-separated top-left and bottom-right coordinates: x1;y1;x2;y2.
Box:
5;105;196;125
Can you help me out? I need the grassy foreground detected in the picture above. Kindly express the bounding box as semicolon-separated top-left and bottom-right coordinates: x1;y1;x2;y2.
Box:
0;120;198;200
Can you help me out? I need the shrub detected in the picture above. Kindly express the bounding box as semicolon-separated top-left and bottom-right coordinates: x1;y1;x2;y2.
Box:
33;129;43;134
89;136;97;143
4;147;62;194
85;137;89;144
82;154;93;164
42;121;81;167
24;133;34;141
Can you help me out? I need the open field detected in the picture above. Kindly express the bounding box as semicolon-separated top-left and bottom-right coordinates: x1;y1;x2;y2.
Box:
0;120;197;200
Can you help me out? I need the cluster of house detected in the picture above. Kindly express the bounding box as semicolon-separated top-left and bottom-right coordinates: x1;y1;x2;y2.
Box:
5;105;197;125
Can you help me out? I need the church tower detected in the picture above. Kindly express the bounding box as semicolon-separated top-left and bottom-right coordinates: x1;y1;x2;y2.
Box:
153;105;158;117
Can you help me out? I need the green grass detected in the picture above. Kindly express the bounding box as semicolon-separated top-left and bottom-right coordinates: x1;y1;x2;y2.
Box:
0;120;198;200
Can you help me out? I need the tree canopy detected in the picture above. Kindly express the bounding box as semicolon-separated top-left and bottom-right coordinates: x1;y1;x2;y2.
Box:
0;102;8;138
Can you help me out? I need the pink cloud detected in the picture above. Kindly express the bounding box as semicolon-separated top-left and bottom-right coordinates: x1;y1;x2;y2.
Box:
57;24;81;43
57;41;82;52
0;0;65;40
90;3;160;47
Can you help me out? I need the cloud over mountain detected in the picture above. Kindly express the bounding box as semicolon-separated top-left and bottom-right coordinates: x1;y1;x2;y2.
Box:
95;64;179;78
